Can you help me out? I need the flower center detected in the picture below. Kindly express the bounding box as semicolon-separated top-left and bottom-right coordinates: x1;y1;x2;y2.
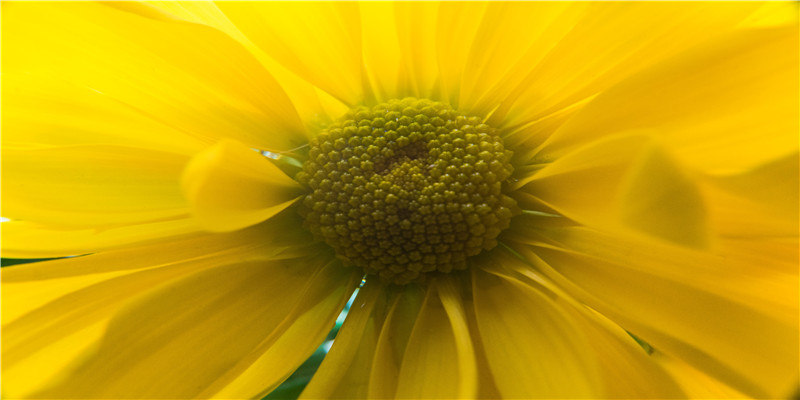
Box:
297;98;517;284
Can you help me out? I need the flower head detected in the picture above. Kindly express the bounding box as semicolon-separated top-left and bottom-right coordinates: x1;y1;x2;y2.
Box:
2;2;798;399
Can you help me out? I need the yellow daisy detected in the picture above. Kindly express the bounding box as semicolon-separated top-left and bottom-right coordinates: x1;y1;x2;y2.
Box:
2;1;798;399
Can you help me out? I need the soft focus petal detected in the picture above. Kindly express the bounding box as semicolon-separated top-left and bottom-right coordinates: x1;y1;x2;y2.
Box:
485;2;774;130
32;254;346;399
703;152;799;237
473;264;602;398
0;219;198;258
519;133;708;247
181;139;302;232
143;1;348;135
1;75;205;155
214;2;365;106
511;226;799;398
2;1;306;153
202;259;360;399
395;276;477;399
2;222;304;398
301;280;388;400
2;145;189;227
536;26;798;172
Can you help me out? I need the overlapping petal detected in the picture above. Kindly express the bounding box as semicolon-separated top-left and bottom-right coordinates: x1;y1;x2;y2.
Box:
2;1;306;153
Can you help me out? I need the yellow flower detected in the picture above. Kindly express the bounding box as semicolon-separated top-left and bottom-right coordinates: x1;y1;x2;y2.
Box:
2;1;798;399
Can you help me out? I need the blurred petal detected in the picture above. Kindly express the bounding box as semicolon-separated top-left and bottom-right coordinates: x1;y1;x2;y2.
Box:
2;1;306;153
214;2;365;106
33;254;347;399
512;226;799;398
519;133;708;247
143;1;348;135
703;152;799;237
486;2;772;130
182;139;302;232
395;276;477;399
203;260;360;399
301;280;387;400
473;265;602;398
0;219;198;258
2;223;300;398
537;26;798;172
1;75;205;155
2;145;189;227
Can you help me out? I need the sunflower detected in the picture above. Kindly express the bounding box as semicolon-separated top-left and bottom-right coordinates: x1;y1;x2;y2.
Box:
2;1;798;399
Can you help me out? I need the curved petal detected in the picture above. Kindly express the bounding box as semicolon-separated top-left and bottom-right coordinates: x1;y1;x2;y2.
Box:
484;2;775;130
511;226;799;398
2;222;302;398
519;133;709;247
2;1;306;153
201;260;360;399
472;265;602;398
2;145;190;227
1;75;205;155
0;219;198;258
181;139;303;232
31;253;343;399
300;280;386;400
395;276;478;399
214;2;365;106
536;26;798;172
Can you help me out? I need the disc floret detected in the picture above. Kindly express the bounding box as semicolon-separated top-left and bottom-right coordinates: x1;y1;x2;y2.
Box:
297;98;517;284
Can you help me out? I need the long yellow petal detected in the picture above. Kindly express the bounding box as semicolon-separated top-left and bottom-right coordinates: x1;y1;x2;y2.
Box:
536;26;798;172
520;133;708;247
512;227;799;398
473;265;602;398
181;139;302;232
2;1;306;153
300;280;386;399
2;223;298;398
31;255;338;398
1;75;205;155
483;254;686;398
395;276;477;399
487;2;774;130
203;260;360;399
0;218;198;258
214;2;364;106
2;145;189;227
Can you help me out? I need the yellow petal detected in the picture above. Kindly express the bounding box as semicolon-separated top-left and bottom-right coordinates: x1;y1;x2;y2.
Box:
32;255;341;399
300;279;387;400
655;352;748;398
396;276;477;399
203;260;360;399
0;219;198;258
182;139;302;232
367;285;425;398
214;2;364;106
2;1;306;153
392;2;441;100
487;2;770;130
2;145;190;227
1;74;205;155
537;26;798;172
143;1;348;137
703;152;799;237
2;223;294;398
513;226;799;398
520;133;708;247
486;254;686;398
473;264;602;398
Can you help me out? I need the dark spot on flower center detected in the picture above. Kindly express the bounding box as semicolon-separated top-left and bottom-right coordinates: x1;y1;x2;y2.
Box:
297;98;518;285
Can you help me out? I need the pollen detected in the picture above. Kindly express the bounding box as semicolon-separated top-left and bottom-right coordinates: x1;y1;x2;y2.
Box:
297;98;517;284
